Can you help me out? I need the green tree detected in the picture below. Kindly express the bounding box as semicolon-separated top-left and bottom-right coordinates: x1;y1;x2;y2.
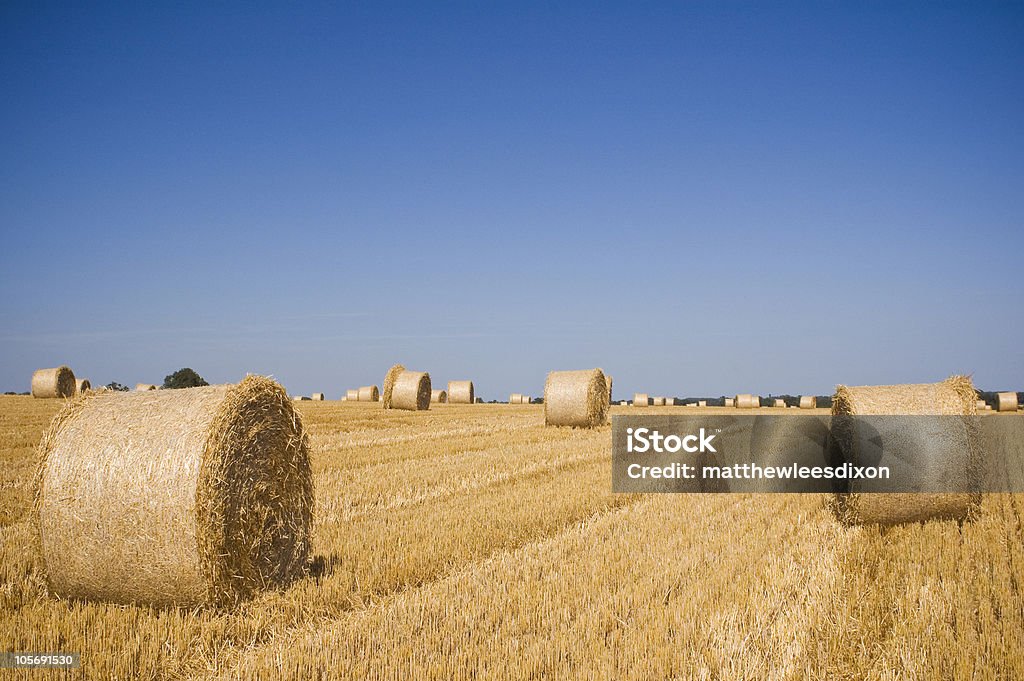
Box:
163;368;209;390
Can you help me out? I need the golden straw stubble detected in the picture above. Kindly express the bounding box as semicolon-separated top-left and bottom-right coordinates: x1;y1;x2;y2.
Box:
33;375;314;606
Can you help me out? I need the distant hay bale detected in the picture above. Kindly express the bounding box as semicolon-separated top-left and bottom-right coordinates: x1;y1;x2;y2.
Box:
997;392;1019;412
345;389;359;401
509;393;522;404
734;394;757;409
431;389;448;404
522;396;531;404
388;369;431;411
544;369;608;427
74;379;91;395
33;375;313;606
773;399;786;408
799;396;817;409
976;399;987;411
311;393;325;401
358;385;379;402
135;384;158;392
382;364;405;409
31;367;76;399
724;398;734;408
447;381;475;404
830;376;981;526
633;393;649;406
698;400;707;407
652;397;665;406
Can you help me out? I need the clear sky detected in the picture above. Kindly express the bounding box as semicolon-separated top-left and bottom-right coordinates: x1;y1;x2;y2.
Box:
1;1;1021;399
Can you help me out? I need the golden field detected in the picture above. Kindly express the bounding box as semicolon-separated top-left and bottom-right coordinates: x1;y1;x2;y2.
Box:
1;395;1023;680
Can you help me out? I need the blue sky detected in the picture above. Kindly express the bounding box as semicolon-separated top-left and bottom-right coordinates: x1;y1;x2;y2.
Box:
1;1;1021;398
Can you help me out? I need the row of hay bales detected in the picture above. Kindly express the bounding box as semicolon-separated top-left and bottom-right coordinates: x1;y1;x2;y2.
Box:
22;369;1021;610
31;367;167;398
508;393;531;404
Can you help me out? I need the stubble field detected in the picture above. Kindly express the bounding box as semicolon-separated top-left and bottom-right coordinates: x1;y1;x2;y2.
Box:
1;395;1022;679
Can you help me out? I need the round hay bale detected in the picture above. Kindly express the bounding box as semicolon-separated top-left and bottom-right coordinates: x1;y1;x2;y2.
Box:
431;389;448;404
724;398;734;408
33;375;313;606
652;397;666;406
388;370;430;411
447;381;475;404
509;393;522;404
698;400;707;407
382;364;405;409
358;385;379;402
985;404;992;411
633;393;649;407
75;379;91;395
522;396;531;404
345;389;359;401
799;396;817;409
603;374;613;404
997;392;1019;412
544;369;608;428
830;375;981;526
135;384;158;392
310;392;325;401
31;367;76;399
734;394;756;409
773;398;786;408
975;399;987;411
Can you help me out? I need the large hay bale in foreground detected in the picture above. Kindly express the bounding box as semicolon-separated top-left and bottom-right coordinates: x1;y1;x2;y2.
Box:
358;385;379;402
799;396;817;409
345;389;359;401
997;392;1019;412
311;392;325;401
830;376;980;526
633;393;649;407
447;381;475;404
75;379;91;395
431;389;448;404
387;368;430;411
32;367;76;399
136;384;158;392
734;394;757;409
33;375;313;606
544;369;608;427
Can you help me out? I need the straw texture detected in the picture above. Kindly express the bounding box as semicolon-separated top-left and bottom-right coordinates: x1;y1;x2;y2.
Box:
31;367;76;399
389;370;431;411
382;364;405;409
357;385;379;402
431;389;448;404
33;375;313;606
734;394;757;409
447;381;475;404
543;369;608;427
997;392;1019;412
633;393;649;407
830;376;981;526
799;396;817;409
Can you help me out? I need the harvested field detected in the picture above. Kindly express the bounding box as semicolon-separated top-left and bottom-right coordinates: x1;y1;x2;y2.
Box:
0;396;1022;679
